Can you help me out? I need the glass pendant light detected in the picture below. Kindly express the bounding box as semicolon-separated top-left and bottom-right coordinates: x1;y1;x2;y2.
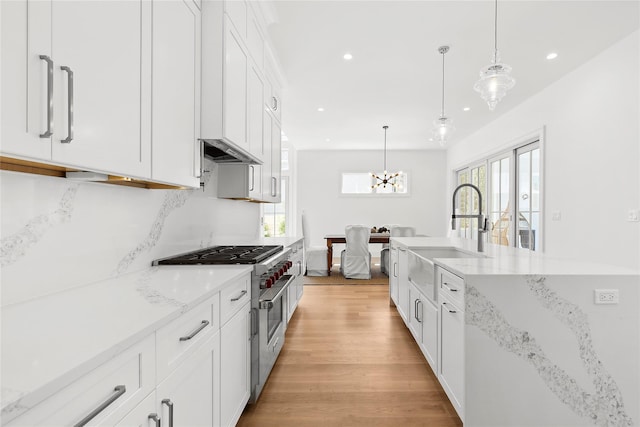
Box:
474;0;515;111
432;45;454;146
371;125;401;189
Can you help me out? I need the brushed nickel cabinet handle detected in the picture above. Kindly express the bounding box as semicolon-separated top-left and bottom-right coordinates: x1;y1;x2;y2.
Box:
271;176;277;196
60;66;74;143
272;96;278;111
417;300;423;323
39;55;54;138
161;399;174;427
73;385;126;427
148;413;161;427
231;290;247;301
179;320;209;341
442;302;457;314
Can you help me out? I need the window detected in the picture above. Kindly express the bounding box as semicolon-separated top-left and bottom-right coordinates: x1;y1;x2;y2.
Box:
341;172;408;194
455;139;541;251
263;177;288;237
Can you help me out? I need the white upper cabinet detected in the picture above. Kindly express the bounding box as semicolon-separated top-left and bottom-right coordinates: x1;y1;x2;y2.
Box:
223;16;250;151
151;0;202;188
1;0;150;179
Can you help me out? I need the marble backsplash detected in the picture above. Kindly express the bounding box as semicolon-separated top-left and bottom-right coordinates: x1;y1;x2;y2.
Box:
0;161;261;306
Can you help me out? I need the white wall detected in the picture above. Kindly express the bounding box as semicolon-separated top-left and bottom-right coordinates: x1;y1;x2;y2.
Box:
295;149;448;253
0;160;261;306
448;31;640;270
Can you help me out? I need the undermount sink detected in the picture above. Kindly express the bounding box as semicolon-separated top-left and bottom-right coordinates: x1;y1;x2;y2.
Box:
411;247;486;261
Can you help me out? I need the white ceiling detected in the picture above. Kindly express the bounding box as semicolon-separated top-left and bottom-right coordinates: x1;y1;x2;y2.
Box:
264;0;639;151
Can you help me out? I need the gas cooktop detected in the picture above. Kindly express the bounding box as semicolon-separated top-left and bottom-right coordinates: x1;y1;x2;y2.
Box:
152;245;283;265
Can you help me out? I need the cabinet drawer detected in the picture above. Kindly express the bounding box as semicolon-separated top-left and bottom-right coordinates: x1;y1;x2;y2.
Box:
437;267;465;306
220;273;251;326
8;335;155;427
156;293;219;382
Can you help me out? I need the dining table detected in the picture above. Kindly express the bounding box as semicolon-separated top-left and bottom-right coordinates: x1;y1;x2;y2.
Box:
323;232;390;276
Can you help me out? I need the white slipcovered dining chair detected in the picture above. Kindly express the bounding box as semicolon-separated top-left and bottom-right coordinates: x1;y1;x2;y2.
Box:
340;225;371;279
380;226;416;276
301;211;328;276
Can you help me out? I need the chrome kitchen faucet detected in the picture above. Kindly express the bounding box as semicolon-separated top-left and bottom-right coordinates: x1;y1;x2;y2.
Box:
451;183;488;252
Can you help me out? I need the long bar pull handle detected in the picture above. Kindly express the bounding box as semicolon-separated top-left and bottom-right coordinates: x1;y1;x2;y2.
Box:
39;55;54;138
73;385;126;427
148;413;161;427
179;320;209;341
231;290;247;302
250;308;259;338
161;399;174;427
249;165;255;191
60;66;74;143
272;96;278;111
442;302;457;314
417;300;423;323
271;177;277;197
393;262;397;278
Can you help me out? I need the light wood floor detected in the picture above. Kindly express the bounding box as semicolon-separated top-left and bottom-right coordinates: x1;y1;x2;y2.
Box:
237;284;463;427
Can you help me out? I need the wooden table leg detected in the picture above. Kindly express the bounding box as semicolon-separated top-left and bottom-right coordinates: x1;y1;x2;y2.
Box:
326;239;333;276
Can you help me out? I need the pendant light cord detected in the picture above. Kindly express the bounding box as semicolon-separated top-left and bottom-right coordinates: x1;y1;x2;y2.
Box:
441;50;445;118
494;0;498;56
383;125;388;170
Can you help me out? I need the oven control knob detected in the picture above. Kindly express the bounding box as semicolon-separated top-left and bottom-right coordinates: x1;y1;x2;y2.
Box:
273;271;280;280
279;267;285;275
265;278;273;288
287;261;293;269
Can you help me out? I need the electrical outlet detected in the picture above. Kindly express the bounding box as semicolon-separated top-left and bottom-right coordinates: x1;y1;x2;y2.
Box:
627;209;639;222
594;289;619;304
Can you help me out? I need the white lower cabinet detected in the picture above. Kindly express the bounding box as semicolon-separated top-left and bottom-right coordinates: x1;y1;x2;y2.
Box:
287;240;304;322
389;244;399;305
438;287;465;421
156;332;221;426
408;281;438;372
220;301;251;427
113;392;157;427
396;246;410;324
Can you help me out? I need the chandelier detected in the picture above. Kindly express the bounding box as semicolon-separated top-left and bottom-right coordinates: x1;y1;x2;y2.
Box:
473;0;515;110
432;45;454;146
371;125;400;189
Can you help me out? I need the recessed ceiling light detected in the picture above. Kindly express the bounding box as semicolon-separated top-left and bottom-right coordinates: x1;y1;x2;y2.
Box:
463;107;471;112
546;52;558;60
317;107;325;112
343;53;353;60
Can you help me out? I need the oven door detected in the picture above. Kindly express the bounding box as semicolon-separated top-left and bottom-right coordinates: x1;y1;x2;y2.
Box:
257;274;293;390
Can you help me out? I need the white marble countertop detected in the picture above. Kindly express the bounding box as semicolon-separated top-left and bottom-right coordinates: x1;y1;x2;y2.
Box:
0;264;252;420
392;237;638;276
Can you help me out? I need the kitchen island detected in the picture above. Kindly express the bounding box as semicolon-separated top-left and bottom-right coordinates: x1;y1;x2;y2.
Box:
391;237;639;427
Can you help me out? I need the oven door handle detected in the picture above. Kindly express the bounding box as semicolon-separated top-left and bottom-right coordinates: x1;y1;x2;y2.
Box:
259;275;294;309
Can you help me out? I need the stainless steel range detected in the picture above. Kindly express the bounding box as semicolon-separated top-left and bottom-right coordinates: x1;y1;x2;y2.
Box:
153;245;296;403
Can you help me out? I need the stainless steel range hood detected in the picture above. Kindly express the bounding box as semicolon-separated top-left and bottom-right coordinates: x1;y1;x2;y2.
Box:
200;138;262;165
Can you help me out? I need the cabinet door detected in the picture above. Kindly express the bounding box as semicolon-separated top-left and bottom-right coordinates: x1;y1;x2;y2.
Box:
261;112;273;201
247;63;265;160
0;0;52;160
50;0;149;177
220;302;251;427
151;0;201;188
389;247;399;304
397;247;409;324
408;283;421;342
156;332;221;427
439;295;464;419
269;118;282;202
223;15;249;151
421;297;438;372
